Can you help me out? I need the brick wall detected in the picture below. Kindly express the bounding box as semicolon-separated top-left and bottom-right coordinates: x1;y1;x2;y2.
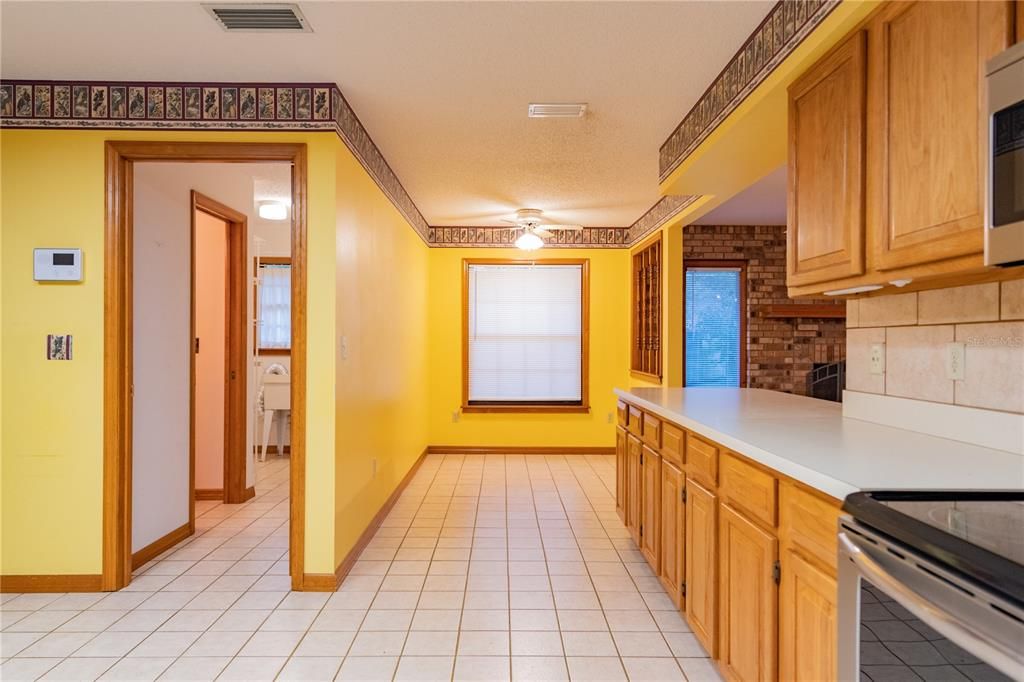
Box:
684;224;846;395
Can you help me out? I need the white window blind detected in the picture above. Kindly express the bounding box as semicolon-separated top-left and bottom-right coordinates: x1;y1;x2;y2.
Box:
467;263;583;403
257;263;291;349
685;267;741;387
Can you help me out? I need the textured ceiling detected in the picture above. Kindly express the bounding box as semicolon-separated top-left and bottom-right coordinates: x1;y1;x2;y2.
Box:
1;1;774;227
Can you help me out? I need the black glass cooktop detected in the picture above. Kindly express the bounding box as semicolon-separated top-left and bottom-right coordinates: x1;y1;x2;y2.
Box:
844;491;1024;608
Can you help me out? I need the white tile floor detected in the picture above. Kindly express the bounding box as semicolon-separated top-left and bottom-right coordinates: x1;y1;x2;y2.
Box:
1;454;721;681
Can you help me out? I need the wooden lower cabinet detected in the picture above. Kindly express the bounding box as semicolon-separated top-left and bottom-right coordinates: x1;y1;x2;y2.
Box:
718;503;778;682
640;446;661;571
779;548;838;682
626;434;642;545
685;477;718;657
659;461;685;609
615;426;628;523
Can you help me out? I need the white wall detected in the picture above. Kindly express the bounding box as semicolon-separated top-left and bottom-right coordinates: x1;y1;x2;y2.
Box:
132;169;191;551
131;163;290;551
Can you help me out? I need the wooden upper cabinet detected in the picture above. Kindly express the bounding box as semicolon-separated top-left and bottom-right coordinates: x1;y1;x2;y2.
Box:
718;503;779;682
615;426;628;524
640;446;662;571
685;477;718;657
868;0;1014;270
779;548;838;682
788;30;867;287
660;461;685;610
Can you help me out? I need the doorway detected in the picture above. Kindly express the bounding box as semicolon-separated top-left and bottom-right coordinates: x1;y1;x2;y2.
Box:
103;142;308;591
191;192;249;506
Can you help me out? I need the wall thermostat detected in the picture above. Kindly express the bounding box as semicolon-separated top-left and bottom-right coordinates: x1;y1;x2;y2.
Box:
34;248;82;282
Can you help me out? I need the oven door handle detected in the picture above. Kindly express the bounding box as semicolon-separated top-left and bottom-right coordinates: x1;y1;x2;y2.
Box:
838;531;1024;680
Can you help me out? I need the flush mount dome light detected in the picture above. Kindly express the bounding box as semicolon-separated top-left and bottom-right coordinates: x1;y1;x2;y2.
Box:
515;231;544;251
258;201;289;221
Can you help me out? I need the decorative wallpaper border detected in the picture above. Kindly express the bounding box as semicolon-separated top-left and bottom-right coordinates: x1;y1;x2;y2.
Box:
2;79;703;249
429;226;629;249
627;195;702;246
658;0;840;181
1;79;432;243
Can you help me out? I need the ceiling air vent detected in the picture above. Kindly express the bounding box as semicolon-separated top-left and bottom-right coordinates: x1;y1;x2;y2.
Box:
528;103;588;119
204;4;311;32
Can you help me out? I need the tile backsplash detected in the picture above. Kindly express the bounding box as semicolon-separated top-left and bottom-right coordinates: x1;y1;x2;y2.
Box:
846;280;1024;415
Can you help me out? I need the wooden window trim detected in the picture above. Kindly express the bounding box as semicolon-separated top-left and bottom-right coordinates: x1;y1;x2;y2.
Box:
254;256;292;355
682;259;748;388
631;234;663;381
461;257;590;414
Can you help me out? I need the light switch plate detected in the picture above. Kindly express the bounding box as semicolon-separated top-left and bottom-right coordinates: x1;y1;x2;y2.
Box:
946;342;966;381
869;343;885;375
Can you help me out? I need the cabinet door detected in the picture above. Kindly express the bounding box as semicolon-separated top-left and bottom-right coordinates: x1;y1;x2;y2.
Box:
787;31;866;287
660;461;685;610
719;503;778;682
640;446;661;572
779;548;837;682
615;427;628;524
869;0;1013;270
685;477;718;657
627;434;643;545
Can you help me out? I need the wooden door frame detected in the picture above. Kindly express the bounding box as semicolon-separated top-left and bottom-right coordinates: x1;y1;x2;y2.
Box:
104;141;308;591
191;191;252;506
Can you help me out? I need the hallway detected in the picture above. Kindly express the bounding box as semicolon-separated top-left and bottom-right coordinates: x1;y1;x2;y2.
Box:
1;455;720;681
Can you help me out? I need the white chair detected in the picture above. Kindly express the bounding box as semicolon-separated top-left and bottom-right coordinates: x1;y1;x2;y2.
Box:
258;366;290;462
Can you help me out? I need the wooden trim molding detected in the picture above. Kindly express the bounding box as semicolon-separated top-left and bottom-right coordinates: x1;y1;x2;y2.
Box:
461;258;590;413
1;574;104;593
132;522;192;570
426;446;616;455
194;489;225;501
104;141;308;592
304;448;431;592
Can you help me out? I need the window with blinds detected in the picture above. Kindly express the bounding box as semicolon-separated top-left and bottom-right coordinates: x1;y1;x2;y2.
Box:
464;261;588;409
256;258;291;352
685;263;746;387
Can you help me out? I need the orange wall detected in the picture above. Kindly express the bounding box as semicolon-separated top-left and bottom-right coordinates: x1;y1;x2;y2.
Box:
194;210;228;491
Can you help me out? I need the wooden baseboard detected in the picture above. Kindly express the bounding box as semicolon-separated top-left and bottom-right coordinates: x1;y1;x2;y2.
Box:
0;574;103;593
308;446;430;592
195;488;224;501
242;485;255;502
426;445;615;455
132;522;192;570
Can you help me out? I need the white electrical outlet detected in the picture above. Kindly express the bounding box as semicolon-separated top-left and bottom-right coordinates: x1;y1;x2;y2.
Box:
607;412;614;424
339;335;349;360
946;342;966;380
371;458;377;477
452;411;460;423
869;343;886;375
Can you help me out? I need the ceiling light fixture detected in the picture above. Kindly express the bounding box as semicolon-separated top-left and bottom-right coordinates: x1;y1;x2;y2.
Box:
515;231;544;251
258;201;289;221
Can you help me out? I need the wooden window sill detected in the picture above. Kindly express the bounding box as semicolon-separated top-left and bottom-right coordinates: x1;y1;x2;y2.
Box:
462;405;591;414
257;348;291;355
630;369;662;382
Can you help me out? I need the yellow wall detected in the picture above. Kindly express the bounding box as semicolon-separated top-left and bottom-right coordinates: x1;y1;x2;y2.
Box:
0;129;341;575
332;142;430;568
428;248;631;449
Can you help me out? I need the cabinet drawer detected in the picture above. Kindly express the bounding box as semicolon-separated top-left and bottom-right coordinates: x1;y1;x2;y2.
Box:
642;412;661;449
719;452;778;528
686;435;719;487
661;422;684;468
780;481;840;571
616;400;628;427
627;406;643;437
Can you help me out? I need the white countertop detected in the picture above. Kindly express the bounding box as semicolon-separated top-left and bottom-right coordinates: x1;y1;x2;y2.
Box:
614;387;1024;500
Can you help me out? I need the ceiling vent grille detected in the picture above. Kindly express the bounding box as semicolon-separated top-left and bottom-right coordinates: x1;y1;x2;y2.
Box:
528;103;588;119
204;4;311;32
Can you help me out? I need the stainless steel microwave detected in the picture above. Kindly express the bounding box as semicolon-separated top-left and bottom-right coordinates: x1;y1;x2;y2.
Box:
986;41;1024;267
